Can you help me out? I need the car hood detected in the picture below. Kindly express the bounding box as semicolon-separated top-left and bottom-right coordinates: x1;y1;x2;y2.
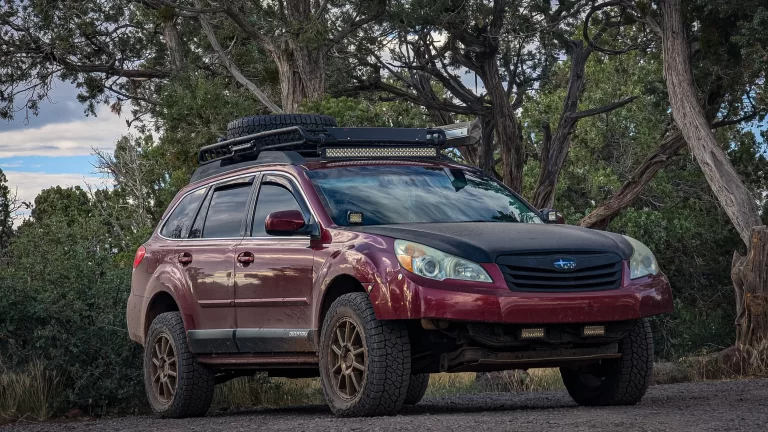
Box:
344;222;633;263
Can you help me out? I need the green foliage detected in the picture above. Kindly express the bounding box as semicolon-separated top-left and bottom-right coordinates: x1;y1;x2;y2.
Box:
0;0;169;119
521;43;764;359
301;96;430;127
0;169;13;251
0;188;143;413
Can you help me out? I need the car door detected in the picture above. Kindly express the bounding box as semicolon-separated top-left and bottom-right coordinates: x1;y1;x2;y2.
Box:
234;174;316;352
176;175;255;353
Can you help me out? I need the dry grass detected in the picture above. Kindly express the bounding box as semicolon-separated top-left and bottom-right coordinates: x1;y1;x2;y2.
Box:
427;369;564;397
0;362;59;425
212;369;566;412
212;375;323;411
679;342;768;382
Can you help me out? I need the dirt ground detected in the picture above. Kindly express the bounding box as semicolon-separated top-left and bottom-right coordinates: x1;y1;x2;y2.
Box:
3;379;767;432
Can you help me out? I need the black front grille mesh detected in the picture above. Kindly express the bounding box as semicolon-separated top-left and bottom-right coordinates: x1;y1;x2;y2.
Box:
496;253;623;292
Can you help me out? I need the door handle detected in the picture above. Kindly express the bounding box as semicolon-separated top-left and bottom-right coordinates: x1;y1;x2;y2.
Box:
178;252;193;265
237;252;255;265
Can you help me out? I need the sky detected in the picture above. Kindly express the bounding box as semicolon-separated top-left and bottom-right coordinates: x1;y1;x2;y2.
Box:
0;81;126;220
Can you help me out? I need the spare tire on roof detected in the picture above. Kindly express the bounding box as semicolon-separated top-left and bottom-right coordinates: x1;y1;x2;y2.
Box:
226;114;338;147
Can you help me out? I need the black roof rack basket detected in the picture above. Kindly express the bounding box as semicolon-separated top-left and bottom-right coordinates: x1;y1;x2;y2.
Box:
198;126;448;166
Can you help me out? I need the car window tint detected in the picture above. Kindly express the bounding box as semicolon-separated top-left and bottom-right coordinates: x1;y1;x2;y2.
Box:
307;166;542;225
160;188;206;239
252;183;303;236
202;184;252;238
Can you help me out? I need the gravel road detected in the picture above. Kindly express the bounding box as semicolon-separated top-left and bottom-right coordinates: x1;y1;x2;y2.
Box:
4;379;767;432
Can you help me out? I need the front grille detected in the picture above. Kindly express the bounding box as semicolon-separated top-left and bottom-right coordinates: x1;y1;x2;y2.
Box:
496;252;623;292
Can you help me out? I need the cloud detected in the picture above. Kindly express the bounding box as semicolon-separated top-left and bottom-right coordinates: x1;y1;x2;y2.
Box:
0;105;128;158
4;171;112;223
0;81;88;132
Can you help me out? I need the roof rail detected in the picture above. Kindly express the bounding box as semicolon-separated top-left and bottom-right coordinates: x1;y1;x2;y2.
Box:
198;126;448;166
189;151;307;183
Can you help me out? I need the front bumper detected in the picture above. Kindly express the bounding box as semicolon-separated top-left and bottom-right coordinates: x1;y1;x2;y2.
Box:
369;261;673;324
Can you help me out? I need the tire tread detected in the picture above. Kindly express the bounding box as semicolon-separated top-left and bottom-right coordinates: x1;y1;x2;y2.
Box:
319;293;411;417
561;319;653;406
404;374;430;405
145;312;215;418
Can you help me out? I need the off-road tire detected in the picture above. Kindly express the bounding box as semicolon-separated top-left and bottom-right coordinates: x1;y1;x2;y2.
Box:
144;312;215;418
319;293;411;417
226;114;337;147
560;319;653;406
404;374;430;405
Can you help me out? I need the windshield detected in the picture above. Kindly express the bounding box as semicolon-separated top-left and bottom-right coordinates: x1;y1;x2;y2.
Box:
306;165;542;226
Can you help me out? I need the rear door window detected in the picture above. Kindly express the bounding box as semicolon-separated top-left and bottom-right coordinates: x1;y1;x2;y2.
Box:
201;183;253;238
160;188;207;239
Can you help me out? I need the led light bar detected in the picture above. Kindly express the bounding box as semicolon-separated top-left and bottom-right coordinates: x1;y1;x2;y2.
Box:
322;147;438;159
582;325;606;337
520;328;546;340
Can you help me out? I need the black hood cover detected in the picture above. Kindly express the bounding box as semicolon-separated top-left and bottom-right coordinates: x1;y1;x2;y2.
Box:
345;222;633;263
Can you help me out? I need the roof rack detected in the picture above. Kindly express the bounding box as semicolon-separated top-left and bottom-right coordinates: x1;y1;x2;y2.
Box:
198;126;448;166
189;124;480;183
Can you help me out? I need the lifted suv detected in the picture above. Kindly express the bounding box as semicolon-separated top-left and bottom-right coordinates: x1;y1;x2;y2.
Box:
127;114;672;418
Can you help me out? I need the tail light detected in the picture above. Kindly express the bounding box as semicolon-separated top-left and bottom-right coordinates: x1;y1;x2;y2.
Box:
133;245;147;269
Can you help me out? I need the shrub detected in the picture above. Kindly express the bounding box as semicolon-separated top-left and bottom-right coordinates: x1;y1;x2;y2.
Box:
0;216;143;415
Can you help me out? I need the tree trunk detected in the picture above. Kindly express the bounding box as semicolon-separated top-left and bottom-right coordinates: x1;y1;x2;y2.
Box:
224;0;326;113
579;130;686;229
662;0;766;357
731;227;768;351
532;41;591;209
268;0;326;113
274;44;325;113
270;42;326;113
162;21;184;72
272;50;304;114
482;59;523;192
661;0;761;245
477;117;496;174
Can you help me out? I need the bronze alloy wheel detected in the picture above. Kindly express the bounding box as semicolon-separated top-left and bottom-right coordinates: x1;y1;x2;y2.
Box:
149;333;177;404
329;317;367;400
319;293;411;416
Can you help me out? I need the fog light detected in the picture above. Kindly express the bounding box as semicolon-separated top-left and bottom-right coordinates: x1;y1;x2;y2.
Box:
583;325;606;337
347;211;364;225
520;328;546;340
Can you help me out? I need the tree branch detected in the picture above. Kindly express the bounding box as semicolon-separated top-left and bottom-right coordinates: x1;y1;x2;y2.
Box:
220;3;276;53
570;96;638;119
329;0;386;45
583;0;637;55
195;2;283;113
712;110;765;129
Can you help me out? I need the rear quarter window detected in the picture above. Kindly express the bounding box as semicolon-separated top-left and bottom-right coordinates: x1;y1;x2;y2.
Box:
160;188;207;239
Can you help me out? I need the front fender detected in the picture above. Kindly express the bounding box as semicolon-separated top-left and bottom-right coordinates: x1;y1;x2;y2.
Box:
312;231;401;328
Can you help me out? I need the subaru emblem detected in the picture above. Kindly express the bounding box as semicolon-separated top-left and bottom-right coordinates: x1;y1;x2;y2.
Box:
554;259;577;271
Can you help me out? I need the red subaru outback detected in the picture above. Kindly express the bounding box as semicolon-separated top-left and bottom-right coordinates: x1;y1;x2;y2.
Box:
127;114;672;418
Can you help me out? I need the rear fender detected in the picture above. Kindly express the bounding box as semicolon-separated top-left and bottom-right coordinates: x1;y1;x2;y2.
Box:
139;264;197;340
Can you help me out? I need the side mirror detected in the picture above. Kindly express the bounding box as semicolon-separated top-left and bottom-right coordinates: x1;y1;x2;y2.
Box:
265;210;306;234
540;209;565;224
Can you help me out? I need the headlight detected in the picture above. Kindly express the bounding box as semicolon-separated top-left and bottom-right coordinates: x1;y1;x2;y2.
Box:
622;235;660;279
394;240;492;282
